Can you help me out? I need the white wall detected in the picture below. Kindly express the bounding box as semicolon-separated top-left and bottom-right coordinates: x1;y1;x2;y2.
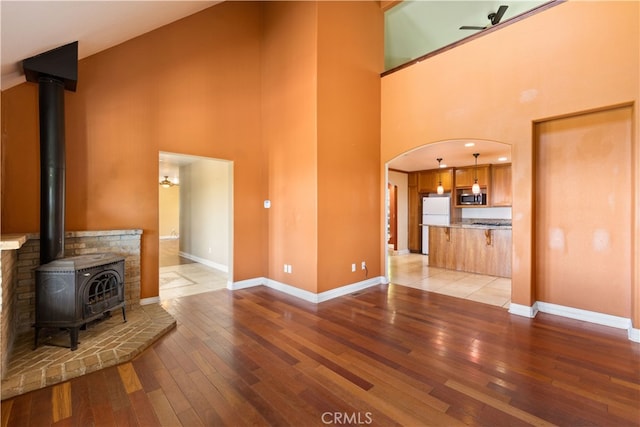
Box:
179;159;232;272
388;170;408;253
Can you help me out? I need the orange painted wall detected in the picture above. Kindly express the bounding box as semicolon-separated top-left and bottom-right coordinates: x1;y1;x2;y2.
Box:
262;1;320;292
1;2;267;298
316;1;383;292
261;1;383;293
381;1;639;323
2;1;383;299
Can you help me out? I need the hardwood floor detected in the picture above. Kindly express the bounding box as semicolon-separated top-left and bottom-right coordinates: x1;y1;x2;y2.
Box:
2;284;639;426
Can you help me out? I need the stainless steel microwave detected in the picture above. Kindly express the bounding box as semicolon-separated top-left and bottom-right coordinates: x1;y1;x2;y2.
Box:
459;193;487;205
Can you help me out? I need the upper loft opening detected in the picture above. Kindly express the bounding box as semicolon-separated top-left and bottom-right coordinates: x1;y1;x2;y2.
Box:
383;0;560;76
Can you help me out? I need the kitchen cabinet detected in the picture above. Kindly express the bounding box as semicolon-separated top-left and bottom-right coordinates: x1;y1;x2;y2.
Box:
428;226;511;277
428;226;457;270
454;165;490;188
490;163;512;206
418;168;452;194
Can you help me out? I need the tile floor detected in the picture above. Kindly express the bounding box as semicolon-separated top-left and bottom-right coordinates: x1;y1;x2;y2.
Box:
158;239;229;300
388;253;511;308
159;263;228;300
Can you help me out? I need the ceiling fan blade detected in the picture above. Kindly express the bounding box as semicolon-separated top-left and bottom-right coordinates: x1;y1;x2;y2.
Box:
492;5;508;24
459;25;486;30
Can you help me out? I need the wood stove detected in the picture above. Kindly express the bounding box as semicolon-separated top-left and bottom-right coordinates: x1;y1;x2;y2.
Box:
35;253;126;350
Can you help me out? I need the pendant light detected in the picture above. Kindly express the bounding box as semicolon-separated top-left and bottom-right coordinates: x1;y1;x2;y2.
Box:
472;153;481;195
436;158;444;195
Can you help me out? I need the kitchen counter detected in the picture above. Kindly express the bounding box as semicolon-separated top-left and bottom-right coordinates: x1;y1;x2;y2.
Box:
422;221;511;230
428;224;512;277
449;221;512;230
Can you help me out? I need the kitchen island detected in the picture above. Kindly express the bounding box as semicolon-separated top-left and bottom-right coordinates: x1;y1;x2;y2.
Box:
428;222;512;277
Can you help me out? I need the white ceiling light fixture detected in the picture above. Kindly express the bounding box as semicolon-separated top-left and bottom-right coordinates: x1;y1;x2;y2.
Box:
472;153;481;195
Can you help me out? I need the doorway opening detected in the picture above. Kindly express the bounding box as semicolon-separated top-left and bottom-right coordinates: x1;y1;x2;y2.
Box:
158;152;233;300
385;139;513;308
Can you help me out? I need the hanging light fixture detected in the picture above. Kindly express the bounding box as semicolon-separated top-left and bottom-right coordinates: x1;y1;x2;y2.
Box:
472;153;481;195
436;158;444;195
159;176;174;188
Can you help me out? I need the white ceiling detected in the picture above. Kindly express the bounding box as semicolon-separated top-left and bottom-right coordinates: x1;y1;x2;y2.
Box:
388;139;511;172
1;0;221;90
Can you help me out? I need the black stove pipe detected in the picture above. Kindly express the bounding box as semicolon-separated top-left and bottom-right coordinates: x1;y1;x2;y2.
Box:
22;41;78;266
38;77;66;265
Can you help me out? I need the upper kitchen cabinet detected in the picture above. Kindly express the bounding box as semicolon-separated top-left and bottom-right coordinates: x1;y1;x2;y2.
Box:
418;168;452;194
490;163;512;206
454;165;490;188
454;165;490;207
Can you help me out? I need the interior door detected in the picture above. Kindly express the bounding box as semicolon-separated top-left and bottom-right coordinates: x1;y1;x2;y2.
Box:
534;105;632;318
387;183;398;250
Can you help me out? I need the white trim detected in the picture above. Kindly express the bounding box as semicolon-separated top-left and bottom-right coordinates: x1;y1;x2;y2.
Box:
228;277;266;291
536;301;633;330
390;248;410;256
228;276;386;304
316;277;386;303
159;235;179;240
628;327;640;343
179;251;228;273
140;296;160;305
508;302;538;318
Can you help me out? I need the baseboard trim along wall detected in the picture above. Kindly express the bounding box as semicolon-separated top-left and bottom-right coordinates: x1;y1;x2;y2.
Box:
510;301;638;343
508;302;539;318
229;276;387;304
140;296;160;305
178;251;228;273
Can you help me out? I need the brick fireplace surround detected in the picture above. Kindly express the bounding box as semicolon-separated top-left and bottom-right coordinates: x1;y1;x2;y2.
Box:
0;230;176;399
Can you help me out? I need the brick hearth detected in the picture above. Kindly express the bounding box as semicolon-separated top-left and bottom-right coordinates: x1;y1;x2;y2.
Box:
1;302;175;399
0;229;176;399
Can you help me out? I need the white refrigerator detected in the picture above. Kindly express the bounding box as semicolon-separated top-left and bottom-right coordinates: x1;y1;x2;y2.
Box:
422;196;450;255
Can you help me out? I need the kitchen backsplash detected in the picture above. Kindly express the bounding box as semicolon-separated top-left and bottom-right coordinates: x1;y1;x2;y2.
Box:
461;207;512;220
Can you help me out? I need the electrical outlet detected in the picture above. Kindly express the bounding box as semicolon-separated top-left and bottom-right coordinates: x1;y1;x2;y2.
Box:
361;261;366;270
288;265;292;274
284;264;288;273
352;263;356;272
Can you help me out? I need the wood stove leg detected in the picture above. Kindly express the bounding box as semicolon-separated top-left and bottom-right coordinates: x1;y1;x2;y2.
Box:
70;327;79;351
122;305;127;323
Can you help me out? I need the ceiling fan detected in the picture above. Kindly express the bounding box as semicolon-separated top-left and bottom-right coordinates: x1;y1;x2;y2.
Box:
460;5;508;30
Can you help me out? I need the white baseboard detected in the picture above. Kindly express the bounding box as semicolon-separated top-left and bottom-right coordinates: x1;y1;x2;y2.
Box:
179;251;228;273
390;249;410;256
509;300;637;342
228;276;386;304
228;277;266;291
140;296;160;305
508;302;539;318
536;301;633;330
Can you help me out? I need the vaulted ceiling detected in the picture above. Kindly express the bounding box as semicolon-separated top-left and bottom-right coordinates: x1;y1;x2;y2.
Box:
1;0;550;172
